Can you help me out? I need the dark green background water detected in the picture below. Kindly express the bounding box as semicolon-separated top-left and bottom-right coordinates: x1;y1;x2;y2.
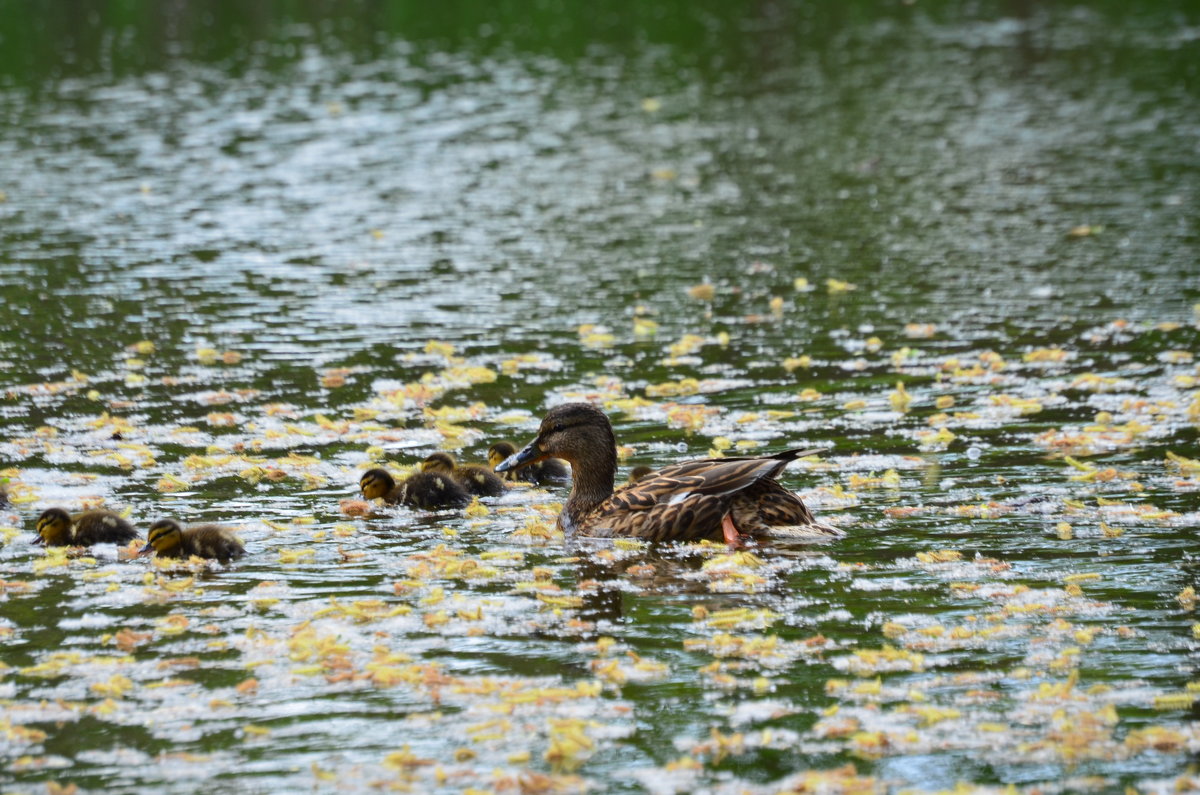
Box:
1;2;1198;793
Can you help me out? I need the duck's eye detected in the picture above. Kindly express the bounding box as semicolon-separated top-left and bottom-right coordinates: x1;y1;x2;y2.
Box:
552;423;564;433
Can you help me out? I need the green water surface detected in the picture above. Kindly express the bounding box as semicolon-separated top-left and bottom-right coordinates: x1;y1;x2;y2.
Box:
1;2;1198;793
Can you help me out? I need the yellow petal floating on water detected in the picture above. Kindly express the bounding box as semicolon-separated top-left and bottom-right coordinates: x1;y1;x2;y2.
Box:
279;548;317;565
916;549;962;563
633;317;658;336
783;355;811;371
424;339;455;358
1152;693;1196;711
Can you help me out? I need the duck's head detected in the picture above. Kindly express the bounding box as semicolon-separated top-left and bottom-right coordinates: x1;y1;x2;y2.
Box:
360;468;396;500
421;452;457;475
487;442;517;470
35;508;73;546
141;519;183;556
496;403;615;472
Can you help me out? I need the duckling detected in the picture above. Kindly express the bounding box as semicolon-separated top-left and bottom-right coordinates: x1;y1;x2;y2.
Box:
625;465;654;486
35;507;138;547
487;440;570;485
496;403;841;544
138;518;245;563
359;467;470;511
422;451;505;498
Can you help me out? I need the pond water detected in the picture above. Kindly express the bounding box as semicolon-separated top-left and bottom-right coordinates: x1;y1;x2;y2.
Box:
1;2;1198;792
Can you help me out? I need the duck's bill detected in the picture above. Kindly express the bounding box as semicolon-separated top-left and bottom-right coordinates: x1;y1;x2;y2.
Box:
31;535;43;546
136;544;155;557
495;441;543;472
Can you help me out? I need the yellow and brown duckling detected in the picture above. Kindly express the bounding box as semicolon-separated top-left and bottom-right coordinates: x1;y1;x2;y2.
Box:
421;452;505;498
487;440;570;485
625;465;654;487
359;466;470;511
35;507;138;547
496;402;841;544
138;519;245;563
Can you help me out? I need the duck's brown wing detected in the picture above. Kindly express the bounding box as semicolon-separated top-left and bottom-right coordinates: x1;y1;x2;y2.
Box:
653;447;827;477
730;479;839;536
581;456;791;542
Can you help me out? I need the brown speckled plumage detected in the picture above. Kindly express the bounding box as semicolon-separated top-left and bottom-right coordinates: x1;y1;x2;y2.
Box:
422;452;506;498
360;467;470;510
496;403;840;543
35;507;139;547
488;441;570;485
141;519;245;562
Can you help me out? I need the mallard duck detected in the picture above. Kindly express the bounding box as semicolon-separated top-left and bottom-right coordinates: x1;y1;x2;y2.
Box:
138;518;245;563
359;467;470;510
487;441;570;485
34;507;139;547
495;403;840;544
422;451;505;498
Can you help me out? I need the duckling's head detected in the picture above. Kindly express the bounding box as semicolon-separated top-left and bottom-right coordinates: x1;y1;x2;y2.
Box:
421;452;457;475
35;508;73;546
627;465;654;484
360;468;396;500
487;442;517;470
141;519;184;556
496;403;616;472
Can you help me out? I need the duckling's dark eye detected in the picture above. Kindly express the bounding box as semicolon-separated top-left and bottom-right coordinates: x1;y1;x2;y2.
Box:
552;423;564;433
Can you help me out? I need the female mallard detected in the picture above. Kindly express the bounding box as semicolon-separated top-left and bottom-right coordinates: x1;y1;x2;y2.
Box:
487;441;570;485
422;452;506;498
496;403;840;544
35;507;139;547
359;467;470;510
138;519;245;563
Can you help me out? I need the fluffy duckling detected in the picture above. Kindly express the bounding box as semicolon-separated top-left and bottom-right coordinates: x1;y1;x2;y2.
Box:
422;452;505;498
138;521;246;564
625;465;654;486
359;467;470;511
35;507;138;547
496;402;840;544
138;519;245;563
487;441;570;485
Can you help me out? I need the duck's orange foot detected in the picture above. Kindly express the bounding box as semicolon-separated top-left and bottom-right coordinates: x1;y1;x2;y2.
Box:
721;514;747;546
